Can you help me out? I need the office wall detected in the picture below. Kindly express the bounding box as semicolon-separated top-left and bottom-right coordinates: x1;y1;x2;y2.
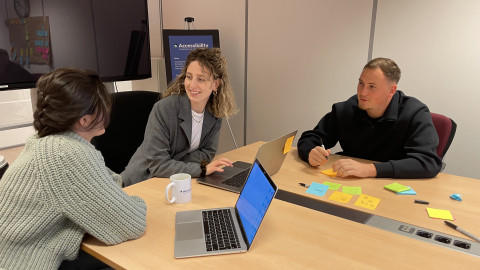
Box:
247;0;373;149
249;0;480;179
373;0;480;178
161;0;246;154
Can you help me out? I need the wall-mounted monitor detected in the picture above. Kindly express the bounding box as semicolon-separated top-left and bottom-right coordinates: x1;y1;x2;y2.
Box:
162;29;220;84
0;0;151;91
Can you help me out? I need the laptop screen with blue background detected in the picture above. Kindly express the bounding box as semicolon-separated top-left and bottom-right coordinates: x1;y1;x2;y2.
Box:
235;160;277;245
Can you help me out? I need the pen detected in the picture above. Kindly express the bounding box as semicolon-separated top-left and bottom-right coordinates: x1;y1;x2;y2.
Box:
444;221;480;242
299;183;310;188
414;199;429;205
319;138;328;160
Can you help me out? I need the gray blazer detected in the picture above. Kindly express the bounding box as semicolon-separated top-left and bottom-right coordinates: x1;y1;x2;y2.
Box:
121;94;222;186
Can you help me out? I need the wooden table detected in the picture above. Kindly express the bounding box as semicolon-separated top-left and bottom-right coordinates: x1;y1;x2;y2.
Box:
0;145;24;164
82;142;480;269
215;142;480;239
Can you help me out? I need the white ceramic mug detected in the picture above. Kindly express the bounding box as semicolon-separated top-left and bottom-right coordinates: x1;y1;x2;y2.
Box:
165;173;192;204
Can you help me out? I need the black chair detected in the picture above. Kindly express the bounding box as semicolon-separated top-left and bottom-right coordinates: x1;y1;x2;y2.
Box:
431;112;457;171
0;155;8;180
92;91;160;174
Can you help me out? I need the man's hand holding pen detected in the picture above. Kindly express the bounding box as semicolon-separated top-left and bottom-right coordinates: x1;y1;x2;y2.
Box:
308;146;330;166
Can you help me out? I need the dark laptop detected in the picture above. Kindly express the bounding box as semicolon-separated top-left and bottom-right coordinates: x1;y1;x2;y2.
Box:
174;158;278;258
196;130;297;193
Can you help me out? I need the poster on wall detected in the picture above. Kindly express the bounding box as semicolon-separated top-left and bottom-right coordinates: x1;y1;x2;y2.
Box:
162;29;220;83
7;16;51;66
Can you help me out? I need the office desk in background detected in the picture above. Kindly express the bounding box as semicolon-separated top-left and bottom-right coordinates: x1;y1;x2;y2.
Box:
82;142;480;269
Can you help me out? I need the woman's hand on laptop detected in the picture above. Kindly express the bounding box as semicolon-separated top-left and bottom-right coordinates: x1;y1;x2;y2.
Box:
206;158;234;175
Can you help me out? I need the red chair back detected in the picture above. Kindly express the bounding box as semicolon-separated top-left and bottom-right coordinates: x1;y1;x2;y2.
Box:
431;112;457;159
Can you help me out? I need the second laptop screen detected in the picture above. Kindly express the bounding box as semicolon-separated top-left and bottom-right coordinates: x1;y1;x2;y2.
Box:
236;161;276;245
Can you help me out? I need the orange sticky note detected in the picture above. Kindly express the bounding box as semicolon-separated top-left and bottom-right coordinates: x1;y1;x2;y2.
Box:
283;136;294;154
354;194;381;210
321;168;337;177
328;191;353;203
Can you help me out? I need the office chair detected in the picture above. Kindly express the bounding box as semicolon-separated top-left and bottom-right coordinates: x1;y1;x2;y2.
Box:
91;90;160;174
431;112;457;171
0;155;8;180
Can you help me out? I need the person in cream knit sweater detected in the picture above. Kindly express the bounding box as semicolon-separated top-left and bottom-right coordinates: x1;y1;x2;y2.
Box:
0;68;147;270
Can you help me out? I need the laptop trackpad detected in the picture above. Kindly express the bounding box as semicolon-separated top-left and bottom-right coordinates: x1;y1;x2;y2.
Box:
176;222;203;241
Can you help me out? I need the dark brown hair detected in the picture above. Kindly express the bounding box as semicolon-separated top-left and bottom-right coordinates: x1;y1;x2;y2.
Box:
33;68;112;137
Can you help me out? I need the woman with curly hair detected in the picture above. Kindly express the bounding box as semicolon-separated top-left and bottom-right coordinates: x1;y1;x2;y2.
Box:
122;47;237;186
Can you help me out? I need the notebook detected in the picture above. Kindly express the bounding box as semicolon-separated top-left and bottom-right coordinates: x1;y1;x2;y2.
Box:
196;130;297;193
174;158;278;258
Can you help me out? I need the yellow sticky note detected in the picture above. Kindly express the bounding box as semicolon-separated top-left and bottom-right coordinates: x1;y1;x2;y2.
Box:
426;208;455;221
321;168;337;177
354;194;381;210
283;136;294;154
328;191;353;203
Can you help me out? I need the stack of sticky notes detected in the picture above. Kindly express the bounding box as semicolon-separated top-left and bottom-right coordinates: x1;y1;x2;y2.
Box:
384;182;411;193
450;193;462;201
397;186;416;195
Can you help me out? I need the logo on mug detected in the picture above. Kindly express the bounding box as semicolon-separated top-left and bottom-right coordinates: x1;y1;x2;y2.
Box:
180;188;191;194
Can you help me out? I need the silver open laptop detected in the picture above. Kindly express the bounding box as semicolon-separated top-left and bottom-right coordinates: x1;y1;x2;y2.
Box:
196;130;297;193
174;159;278;258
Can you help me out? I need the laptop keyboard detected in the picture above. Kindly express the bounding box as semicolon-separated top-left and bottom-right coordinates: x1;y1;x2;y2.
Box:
202;209;241;252
220;169;250;188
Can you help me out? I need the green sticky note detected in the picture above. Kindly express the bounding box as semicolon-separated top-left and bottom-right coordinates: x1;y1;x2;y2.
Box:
323;181;342;190
384;182;411;193
342;186;362;195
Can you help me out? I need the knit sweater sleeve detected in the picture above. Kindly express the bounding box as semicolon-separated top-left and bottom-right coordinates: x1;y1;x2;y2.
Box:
42;134;147;245
107;167;123;187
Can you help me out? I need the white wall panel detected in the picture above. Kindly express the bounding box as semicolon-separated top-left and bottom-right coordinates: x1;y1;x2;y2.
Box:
374;0;480;178
247;0;373;148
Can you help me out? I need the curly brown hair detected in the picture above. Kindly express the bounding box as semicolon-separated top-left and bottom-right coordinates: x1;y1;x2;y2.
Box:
162;48;237;119
33;68;112;138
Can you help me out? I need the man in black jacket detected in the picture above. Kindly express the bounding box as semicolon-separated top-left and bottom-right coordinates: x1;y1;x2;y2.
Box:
297;57;442;179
